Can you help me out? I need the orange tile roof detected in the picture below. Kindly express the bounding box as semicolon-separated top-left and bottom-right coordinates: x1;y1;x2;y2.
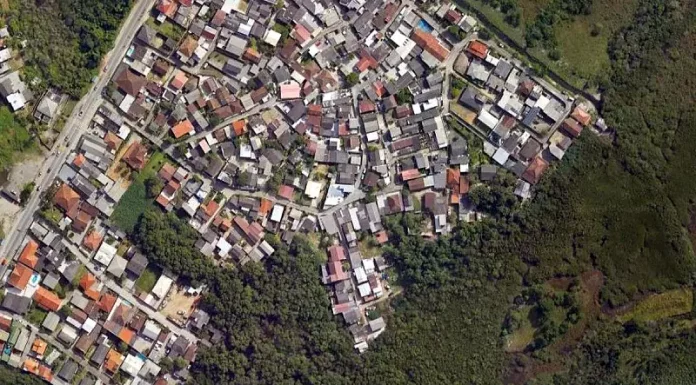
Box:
170;69;189;90
33;287;62;312
18;240;39;269
571;106;592;126
460;177;470;194
118;328;136;345
450;193;460;205
31;338;47;356
411;29;450;62
446;168;461;190
232;120;246;136
467;40;489;59
104;349;124;373
201;200;219;218
53;183;80;213
8;263;33;290
82;231;103;251
171;119;194;138
80;273;101;300
38;365;53;382
73;153;86;168
375;231;389;244
259;198;273;216
23;358;40;375
98;293;118;313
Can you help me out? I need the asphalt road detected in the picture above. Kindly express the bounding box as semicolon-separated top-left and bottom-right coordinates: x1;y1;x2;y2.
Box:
0;0;155;277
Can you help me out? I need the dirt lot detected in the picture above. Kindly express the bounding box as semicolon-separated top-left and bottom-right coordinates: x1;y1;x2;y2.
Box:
0;198;20;237
160;285;201;322
106;137;137;189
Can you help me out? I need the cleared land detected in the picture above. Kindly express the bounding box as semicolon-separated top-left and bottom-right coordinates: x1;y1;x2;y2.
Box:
617;289;693;323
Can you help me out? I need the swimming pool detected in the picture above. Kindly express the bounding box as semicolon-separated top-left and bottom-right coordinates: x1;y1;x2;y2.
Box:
29;272;40;287
416;19;434;33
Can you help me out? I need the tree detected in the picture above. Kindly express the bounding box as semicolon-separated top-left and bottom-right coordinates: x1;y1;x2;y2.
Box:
144;176;163;198
174;357;189;371
346;72;359;86
20;182;35;205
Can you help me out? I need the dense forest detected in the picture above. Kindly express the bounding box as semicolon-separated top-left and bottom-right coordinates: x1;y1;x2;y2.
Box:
3;0;133;97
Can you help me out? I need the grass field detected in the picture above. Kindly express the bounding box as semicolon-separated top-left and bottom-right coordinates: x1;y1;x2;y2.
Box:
504;306;536;352
551;0;639;84
617;289;693;323
110;151;167;234
135;266;161;294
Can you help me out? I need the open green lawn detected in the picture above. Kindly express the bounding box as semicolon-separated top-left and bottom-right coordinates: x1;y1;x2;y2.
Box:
111;151;167;233
135;266;161;294
551;0;640;84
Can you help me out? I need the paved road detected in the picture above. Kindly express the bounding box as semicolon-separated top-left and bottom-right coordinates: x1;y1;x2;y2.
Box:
60;240;207;348
183;97;278;145
12;315;111;384
0;0;156;278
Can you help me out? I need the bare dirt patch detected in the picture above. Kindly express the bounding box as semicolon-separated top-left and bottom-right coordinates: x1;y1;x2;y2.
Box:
160;285;200;322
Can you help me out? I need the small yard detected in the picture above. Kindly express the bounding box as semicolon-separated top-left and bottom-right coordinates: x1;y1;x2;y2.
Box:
26;307;47;326
146;18;185;41
135;266;162;294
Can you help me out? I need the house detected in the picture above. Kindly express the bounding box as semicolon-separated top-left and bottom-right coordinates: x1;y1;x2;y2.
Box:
561;118;583;138
171;119;194;138
0;71;32;111
410;29;450;62
467;40;488;59
571;106;592;126
53;183;80;213
522;156;549;184
1;293;30;314
18;239;39;269
33;287;62;312
7;263;33;290
126;253;148;277
123;141;148;170
34;92;61;123
114;68;146;97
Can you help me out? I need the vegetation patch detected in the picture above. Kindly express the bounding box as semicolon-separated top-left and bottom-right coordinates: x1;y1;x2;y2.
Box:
135;266;161;294
617;289;693;324
4;0;133;97
0;107;35;170
110;151;166;233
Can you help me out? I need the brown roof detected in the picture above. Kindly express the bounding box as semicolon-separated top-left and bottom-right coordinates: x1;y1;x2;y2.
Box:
123;142;148;170
178;35;198;57
54;183;80;213
114;69;146;97
522;156;550;184
561;118;583;138
103;132;123;151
